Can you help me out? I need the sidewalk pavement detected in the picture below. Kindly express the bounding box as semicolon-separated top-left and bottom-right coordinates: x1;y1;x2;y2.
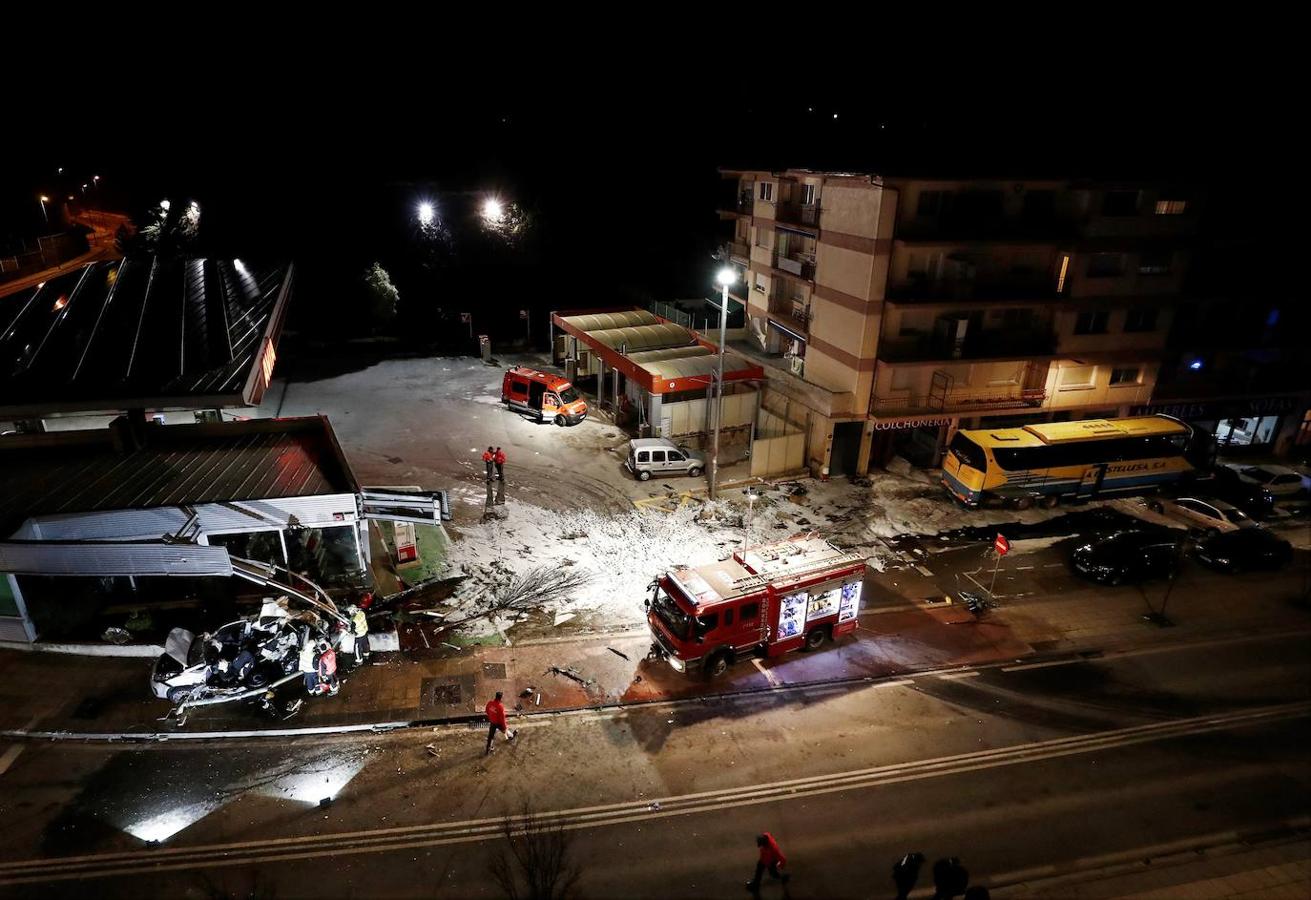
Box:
1;559;1307;737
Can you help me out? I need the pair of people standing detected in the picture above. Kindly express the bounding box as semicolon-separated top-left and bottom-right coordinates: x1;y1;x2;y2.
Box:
482;446;506;481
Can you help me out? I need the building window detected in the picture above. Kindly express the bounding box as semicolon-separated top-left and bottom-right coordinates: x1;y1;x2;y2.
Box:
1109;367;1141;386
759;182;774;202
1058;365;1096;389
1101;190;1141;216
1087;253;1125;278
1055;254;1071;293
1137;251;1173;275
1022;189;1056;219
754;226;770;249
917;190;946;217
1124;307;1159;332
753;272;766;293
1074;310;1110;335
1154;199;1187;215
801;183;817;205
891;367;915;391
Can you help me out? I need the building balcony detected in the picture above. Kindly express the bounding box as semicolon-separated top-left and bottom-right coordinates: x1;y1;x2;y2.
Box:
886;276;1063;304
871;386;1047;416
717;192;755;219
773;249;816;281
878;329;1057;364
768;294;811;331
728;241;751;264
775;202;820;230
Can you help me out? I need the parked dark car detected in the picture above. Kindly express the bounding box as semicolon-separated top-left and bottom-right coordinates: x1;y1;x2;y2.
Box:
1071;531;1181;585
1193;528;1293;573
1182;467;1276;519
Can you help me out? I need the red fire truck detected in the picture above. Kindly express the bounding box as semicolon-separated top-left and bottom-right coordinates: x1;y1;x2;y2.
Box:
646;535;866;677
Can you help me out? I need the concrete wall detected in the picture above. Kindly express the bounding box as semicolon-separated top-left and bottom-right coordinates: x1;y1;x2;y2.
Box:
1046;361;1158;411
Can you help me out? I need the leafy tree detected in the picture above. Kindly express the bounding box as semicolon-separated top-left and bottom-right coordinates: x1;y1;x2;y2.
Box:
362;262;399;330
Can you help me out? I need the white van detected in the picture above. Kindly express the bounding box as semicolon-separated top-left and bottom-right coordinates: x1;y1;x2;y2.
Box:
625;438;706;481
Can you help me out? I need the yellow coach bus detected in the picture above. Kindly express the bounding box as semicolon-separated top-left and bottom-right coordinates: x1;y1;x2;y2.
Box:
941;415;1196;509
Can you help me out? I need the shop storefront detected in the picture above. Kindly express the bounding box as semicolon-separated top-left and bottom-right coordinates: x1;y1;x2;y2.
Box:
1131;395;1309;455
867;415;954;469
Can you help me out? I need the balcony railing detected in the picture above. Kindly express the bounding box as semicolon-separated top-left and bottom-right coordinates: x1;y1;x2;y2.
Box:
871;387;1047;414
878;329;1057;363
728;241;750;262
775;201;820;229
717;192;755;217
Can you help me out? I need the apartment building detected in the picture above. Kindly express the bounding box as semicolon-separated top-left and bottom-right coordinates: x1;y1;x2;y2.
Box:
716;169;1198;475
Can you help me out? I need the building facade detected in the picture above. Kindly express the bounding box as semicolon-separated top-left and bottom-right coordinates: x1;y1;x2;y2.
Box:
717;169;1207;475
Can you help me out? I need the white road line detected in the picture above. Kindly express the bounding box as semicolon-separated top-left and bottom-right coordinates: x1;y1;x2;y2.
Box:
1002;659;1083;673
0;745;24;776
870;679;915;689
938;671;981;680
1043;563;1064;568
1015;565;1034;570
751;658;782;687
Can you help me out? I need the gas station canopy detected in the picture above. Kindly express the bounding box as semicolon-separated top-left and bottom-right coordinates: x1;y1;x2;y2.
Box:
552;308;763;395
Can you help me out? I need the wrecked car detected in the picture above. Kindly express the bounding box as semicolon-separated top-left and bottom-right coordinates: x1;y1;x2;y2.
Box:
150;598;347;721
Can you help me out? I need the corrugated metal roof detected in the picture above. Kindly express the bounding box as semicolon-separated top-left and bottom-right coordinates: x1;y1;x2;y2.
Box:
0;416;357;535
558;310;659;331
640;353;761;382
0;257;292;416
586;323;695;353
626;347;713;363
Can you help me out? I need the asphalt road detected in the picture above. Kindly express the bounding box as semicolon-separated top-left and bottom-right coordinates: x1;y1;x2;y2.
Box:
1;630;1308;898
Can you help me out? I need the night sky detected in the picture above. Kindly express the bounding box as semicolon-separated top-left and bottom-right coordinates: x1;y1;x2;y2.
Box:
3;54;1289;343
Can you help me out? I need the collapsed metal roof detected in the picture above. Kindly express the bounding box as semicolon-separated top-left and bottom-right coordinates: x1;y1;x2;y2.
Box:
0;257;293;416
0;415;357;536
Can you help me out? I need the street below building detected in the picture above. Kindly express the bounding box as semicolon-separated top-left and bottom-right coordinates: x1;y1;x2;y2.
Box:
0;630;1308;897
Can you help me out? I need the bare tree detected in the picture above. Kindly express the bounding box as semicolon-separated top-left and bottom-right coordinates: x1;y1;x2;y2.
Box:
489;803;581;900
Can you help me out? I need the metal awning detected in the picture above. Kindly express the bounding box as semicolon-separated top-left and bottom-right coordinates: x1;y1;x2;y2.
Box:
0;541;234;576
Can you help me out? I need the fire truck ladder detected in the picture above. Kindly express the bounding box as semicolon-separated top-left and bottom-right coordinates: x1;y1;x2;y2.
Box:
728;547;866;596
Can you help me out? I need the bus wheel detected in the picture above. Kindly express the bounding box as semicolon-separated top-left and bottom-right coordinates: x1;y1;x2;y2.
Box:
803;628;827;651
554;415;566;427
1014;496;1034;511
1039;495;1059;510
704;651;732;678
1148;500;1165;514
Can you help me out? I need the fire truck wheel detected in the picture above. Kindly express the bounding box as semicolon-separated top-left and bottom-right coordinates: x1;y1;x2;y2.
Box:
803;628;827;651
637;470;651;481
555;415;566;426
704;650;732;678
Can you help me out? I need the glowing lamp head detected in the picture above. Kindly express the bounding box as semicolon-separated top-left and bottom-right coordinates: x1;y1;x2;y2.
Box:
482;198;504;221
39;195;50;203
417;202;435;225
159;199;171;211
1189;359;1204;371
715;267;737;287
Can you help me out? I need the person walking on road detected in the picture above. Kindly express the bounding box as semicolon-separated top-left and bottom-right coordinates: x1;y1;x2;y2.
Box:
494;446;506;481
892;851;926;900
746;832;790;894
931;857;969;900
484;691;516;755
482;447;494;482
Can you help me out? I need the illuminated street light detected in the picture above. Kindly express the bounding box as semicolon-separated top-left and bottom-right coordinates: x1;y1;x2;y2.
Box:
38;195;50;223
417;202;435;225
709;266;737;499
481;197;504;223
159;198;171;212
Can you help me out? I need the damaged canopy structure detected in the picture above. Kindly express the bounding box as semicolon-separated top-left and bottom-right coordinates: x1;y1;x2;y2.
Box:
0;416;447;643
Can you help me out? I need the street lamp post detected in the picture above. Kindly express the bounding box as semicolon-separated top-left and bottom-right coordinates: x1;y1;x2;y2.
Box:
710;267;736;499
742;488;757;557
38;195;49;224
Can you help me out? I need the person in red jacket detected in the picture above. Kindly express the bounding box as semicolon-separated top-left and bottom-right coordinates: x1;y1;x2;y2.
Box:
746;832;789;893
493;446;506;481
482;447;494;482
484;690;516;755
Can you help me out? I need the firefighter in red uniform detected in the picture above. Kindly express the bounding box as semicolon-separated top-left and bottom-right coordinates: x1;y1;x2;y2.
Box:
484;691;516;755
747;832;789;893
482;447;494;481
493;446;506;481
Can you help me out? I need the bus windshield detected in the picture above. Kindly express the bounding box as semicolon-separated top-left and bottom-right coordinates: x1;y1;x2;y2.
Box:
948;433;986;471
652;587;691;640
558;386;580;404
